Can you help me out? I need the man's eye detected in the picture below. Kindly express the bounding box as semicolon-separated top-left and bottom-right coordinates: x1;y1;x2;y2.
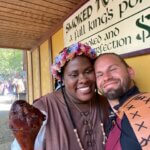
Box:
96;73;103;78
110;68;117;71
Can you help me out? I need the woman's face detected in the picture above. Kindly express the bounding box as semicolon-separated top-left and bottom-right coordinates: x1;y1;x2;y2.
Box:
63;56;96;102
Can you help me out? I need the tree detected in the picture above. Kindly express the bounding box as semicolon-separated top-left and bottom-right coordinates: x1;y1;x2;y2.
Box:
0;48;23;80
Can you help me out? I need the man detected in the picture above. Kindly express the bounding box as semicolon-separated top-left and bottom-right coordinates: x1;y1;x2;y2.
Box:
94;53;150;150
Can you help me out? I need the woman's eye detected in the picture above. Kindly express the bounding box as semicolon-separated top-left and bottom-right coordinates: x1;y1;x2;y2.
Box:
70;74;78;77
85;68;93;74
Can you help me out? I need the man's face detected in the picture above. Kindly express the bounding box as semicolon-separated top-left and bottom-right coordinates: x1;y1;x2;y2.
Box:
94;55;134;100
63;56;96;102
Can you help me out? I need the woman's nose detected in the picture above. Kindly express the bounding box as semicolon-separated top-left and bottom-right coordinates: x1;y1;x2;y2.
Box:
78;74;88;83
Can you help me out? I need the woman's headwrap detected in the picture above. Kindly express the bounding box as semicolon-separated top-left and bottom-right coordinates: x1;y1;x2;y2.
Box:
51;42;97;80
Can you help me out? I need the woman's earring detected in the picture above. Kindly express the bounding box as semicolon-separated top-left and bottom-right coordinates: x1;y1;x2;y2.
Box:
95;88;102;95
98;89;102;95
95;88;97;93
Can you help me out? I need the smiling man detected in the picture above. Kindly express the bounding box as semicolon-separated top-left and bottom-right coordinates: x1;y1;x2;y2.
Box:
94;53;135;110
94;53;150;150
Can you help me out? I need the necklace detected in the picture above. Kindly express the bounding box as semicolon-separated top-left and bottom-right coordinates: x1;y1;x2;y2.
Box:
62;88;107;150
69;96;92;127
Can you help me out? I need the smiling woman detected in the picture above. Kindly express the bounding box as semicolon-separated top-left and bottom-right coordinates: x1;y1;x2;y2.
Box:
10;42;109;150
63;56;96;102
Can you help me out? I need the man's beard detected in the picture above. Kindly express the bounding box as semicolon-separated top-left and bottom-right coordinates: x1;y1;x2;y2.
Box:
103;87;125;100
102;77;131;100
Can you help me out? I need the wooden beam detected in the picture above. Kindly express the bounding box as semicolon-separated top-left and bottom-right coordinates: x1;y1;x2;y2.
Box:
0;45;30;50
31;0;89;50
121;48;150;58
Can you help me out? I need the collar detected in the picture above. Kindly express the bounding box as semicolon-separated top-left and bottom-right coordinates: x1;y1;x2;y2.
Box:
113;86;140;110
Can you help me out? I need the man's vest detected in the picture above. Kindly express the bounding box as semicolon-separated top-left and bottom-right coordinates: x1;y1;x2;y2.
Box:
117;92;150;150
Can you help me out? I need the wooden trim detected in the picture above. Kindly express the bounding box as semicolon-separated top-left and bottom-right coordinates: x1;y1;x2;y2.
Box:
121;48;150;58
38;47;42;96
0;23;45;33
31;0;89;50
31;52;34;101
0;10;58;24
0;1;64;18
26;51;29;102
0;6;60;20
0;18;50;29
42;0;76;9
48;38;54;91
0;45;29;50
0;14;53;27
20;0;69;15
0;34;37;40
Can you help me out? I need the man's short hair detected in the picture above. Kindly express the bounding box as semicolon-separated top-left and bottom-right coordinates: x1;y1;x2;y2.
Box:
95;53;129;68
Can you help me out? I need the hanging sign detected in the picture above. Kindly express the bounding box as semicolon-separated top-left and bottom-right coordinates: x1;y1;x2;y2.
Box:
63;0;150;55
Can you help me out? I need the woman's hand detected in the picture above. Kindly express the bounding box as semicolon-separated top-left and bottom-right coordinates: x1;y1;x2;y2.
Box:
9;100;45;150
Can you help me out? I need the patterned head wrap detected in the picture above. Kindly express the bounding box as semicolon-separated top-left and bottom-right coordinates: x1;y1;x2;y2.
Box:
51;42;96;80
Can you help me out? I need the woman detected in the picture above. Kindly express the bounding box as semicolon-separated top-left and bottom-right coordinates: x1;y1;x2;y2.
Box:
10;43;108;150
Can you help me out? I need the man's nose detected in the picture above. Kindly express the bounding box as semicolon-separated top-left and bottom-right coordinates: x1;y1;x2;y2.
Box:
103;72;112;81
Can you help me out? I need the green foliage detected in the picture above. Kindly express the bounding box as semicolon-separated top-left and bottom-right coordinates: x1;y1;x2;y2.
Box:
0;49;23;80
